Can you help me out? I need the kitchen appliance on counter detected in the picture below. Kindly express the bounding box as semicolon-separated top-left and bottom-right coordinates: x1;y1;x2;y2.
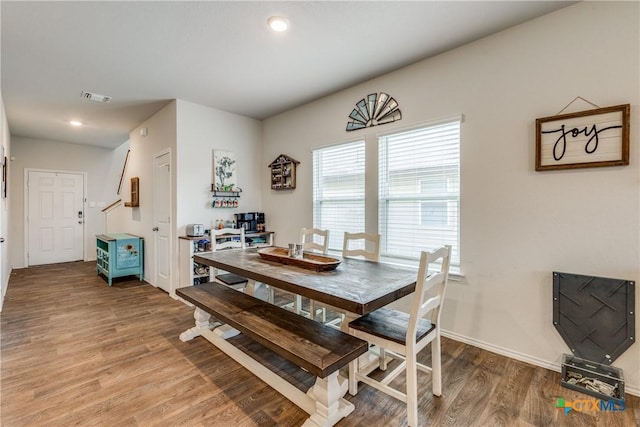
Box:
186;224;205;237
235;212;265;232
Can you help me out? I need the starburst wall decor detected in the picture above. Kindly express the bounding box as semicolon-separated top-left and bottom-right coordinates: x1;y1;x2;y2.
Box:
345;92;402;131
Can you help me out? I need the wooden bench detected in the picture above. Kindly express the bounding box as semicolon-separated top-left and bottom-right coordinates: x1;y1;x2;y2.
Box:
177;282;368;427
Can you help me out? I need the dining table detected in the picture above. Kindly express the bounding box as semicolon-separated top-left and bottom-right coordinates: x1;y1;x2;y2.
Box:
178;247;419;427
191;247;418;319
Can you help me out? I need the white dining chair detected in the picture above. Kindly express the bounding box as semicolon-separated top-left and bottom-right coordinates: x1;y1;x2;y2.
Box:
292;228;331;316
309;232;381;325
211;228;248;290
347;245;451;427
342;232;380;262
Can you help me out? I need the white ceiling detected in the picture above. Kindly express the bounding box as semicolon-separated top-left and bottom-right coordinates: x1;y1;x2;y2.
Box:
1;1;575;149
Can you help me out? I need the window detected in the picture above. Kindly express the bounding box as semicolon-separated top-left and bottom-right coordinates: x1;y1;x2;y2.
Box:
379;118;460;266
313;141;365;251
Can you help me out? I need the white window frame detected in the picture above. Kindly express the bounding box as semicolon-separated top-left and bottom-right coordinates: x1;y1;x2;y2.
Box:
312;140;366;251
378;116;461;268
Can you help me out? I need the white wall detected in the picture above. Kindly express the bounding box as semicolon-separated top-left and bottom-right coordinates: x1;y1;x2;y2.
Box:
175;99;263;234
174;100;262;295
262;2;640;393
116;99;262;296
113;101;178;287
9;137;127;268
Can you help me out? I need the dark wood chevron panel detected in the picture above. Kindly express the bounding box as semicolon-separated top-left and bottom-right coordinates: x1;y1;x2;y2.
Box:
2;262;638;426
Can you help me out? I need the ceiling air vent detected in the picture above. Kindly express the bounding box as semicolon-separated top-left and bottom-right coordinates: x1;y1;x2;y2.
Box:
81;90;112;103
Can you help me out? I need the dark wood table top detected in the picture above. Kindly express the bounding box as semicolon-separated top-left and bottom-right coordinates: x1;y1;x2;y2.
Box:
194;248;417;315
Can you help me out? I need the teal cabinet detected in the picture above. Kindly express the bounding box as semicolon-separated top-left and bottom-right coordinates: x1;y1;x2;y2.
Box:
96;234;144;286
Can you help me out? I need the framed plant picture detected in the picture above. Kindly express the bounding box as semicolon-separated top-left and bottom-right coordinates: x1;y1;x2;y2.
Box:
213;150;236;191
535;104;630;171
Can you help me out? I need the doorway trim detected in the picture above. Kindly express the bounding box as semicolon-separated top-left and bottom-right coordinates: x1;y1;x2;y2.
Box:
24;168;88;266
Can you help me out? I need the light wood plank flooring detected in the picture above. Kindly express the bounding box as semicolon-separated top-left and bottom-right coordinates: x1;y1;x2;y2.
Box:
1;262;638;426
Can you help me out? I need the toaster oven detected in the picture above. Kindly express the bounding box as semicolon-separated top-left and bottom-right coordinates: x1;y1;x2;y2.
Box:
186;224;205;237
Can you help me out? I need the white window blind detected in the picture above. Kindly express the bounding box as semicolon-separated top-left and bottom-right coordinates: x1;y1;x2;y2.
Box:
313;141;365;251
378;119;460;266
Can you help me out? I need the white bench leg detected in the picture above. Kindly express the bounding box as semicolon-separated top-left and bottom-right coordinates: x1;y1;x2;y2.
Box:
180;308;214;341
304;371;353;427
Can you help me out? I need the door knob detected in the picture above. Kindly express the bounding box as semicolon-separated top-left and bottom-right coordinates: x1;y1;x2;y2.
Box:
152;227;159;231
0;238;4;243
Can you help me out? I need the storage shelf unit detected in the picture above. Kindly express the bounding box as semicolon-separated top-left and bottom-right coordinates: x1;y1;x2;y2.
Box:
179;231;274;287
179;236;213;287
96;233;144;286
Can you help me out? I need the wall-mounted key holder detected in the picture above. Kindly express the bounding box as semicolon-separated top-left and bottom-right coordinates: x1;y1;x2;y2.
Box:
211;187;241;208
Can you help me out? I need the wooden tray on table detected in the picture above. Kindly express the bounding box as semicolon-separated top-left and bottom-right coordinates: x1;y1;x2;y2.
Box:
257;247;341;272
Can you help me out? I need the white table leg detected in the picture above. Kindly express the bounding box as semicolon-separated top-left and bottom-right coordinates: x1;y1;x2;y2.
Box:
341;312;357;333
304;371;354;427
245;279;256;296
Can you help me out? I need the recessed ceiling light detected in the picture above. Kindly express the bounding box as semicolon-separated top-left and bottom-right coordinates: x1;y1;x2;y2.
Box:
267;16;289;32
69;120;83;127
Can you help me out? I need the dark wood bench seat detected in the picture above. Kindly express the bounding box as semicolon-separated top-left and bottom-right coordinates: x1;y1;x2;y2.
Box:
177;282;367;379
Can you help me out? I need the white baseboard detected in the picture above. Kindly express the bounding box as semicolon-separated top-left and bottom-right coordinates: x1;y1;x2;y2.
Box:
441;329;639;397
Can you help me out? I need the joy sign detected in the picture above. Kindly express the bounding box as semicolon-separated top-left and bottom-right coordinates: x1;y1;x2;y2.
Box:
536;104;629;171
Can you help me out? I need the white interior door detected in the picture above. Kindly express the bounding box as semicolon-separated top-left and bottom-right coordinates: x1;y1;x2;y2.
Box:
154;151;171;292
27;171;84;266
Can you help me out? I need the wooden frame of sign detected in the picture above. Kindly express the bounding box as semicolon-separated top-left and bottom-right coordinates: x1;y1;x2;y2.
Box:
535;104;630;171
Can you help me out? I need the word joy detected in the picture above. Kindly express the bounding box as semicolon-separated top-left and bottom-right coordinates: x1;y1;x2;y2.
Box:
542;123;622;161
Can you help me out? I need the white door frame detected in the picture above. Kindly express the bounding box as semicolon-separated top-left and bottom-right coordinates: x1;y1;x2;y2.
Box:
153;148;172;292
24;168;87;266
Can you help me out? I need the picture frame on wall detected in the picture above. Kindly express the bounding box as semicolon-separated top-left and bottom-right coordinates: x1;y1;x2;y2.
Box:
535;104;630;171
213;150;236;191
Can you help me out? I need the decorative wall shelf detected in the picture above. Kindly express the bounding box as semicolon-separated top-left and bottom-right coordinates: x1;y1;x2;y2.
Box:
211;184;241;192
211;190;241;197
269;154;299;190
124;177;139;207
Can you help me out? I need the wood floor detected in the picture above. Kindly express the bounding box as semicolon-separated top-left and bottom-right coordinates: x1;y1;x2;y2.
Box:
1;262;638;427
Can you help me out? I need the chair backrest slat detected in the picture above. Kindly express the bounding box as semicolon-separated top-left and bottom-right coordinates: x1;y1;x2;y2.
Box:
213;228;246;251
408;245;451;341
300;228;330;254
420;295;441;320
